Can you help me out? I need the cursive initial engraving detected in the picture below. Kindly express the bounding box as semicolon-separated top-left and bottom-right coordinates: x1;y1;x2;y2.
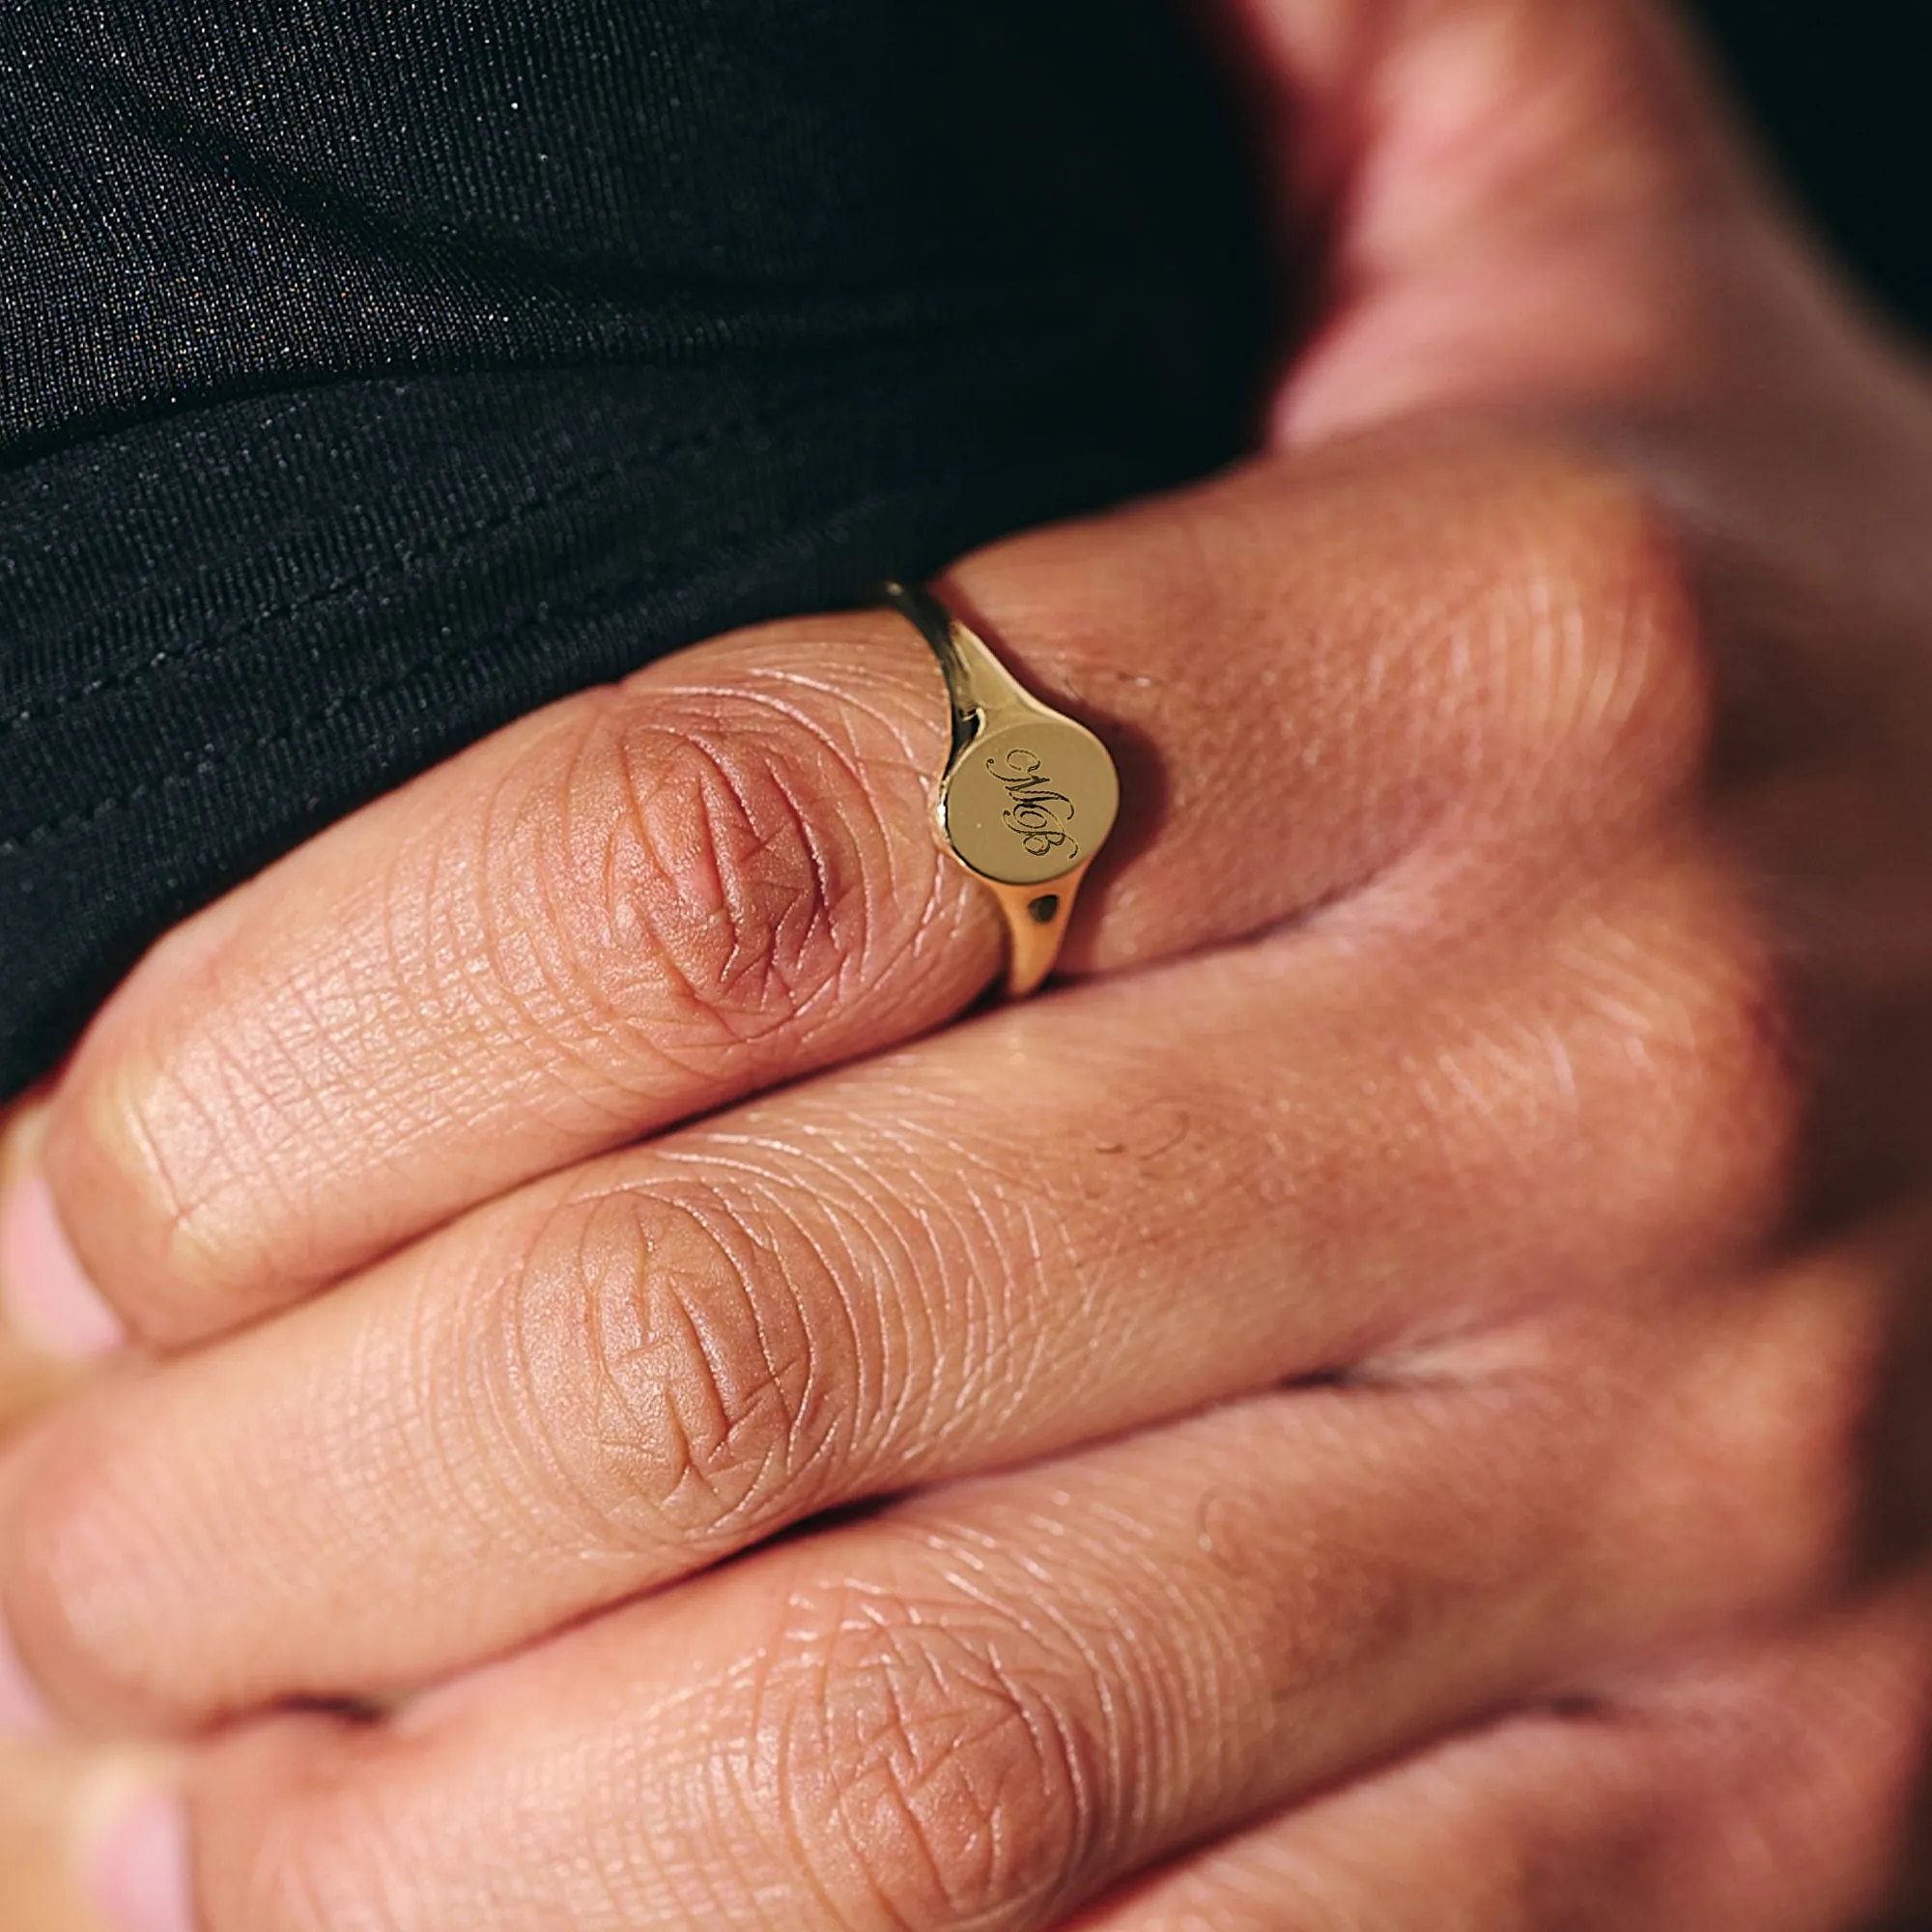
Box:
987;748;1080;861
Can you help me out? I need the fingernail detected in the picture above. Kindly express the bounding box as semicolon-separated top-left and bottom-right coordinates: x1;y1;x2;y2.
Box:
90;1788;198;1932
0;1172;123;1362
0;1607;54;1735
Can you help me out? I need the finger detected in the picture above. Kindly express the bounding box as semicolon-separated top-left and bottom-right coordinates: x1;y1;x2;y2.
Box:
135;1370;1837;1932
1229;0;1767;445
0;841;1795;1726
1069;1577;1932;1932
28;402;1713;1350
1075;1716;1692;1932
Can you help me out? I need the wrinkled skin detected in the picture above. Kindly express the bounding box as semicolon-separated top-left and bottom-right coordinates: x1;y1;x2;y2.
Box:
6;0;1932;1926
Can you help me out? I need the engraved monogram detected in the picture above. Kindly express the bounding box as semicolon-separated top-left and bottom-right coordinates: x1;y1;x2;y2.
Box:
987;748;1079;861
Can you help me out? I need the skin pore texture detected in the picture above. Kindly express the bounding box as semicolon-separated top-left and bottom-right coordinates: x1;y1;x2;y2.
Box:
7;0;1932;1926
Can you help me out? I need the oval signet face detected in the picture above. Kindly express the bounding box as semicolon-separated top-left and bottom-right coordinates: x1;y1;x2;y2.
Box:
940;718;1120;887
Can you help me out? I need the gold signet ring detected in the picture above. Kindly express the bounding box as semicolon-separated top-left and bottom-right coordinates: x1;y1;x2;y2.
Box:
883;582;1120;999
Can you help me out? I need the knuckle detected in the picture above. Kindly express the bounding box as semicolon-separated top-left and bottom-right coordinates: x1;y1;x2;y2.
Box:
1668;1264;1887;1619
505;687;896;1069
1556;856;1802;1265
758;1579;1105;1928
486;1181;854;1557
1643;921;1798;1233
1479;439;1713;817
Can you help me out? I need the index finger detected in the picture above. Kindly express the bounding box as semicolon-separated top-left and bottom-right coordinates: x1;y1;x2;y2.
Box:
21;434;1696;1346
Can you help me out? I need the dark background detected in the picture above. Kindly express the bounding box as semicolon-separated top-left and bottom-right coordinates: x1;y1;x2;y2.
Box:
1691;0;1929;338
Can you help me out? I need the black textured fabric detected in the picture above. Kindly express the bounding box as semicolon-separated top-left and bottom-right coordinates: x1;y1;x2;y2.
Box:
0;0;1270;1100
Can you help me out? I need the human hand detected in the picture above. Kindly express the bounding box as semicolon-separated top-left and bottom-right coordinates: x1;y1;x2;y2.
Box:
8;0;1932;1926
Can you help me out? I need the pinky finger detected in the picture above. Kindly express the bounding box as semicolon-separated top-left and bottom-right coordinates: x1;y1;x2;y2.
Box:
1070;1580;1932;1932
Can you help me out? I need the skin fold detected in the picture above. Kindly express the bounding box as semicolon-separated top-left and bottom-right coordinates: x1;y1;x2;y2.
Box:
6;0;1932;1924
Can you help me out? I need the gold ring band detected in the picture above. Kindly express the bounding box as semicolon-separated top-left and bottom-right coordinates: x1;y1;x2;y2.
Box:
883;582;1120;998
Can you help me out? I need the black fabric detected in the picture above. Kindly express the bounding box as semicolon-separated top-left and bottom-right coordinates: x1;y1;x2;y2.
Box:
0;0;1270;1100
